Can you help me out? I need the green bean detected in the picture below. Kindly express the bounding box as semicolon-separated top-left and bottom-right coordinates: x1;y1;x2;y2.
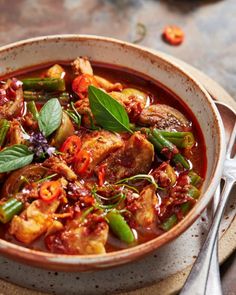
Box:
106;211;135;244
148;129;190;169
160;214;177;231
0;119;10;147
23;91;70;103
147;131;163;151
0;198;23;224
188;171;202;187
160;185;200;231
157;130;195;149
180;185;200;215
22;78;66;92
27;101;39;120
187;185;200;199
172;154;190;170
181;203;190;215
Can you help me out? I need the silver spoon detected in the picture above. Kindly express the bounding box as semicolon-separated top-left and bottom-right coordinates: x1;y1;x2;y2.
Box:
180;101;236;295
206;101;236;295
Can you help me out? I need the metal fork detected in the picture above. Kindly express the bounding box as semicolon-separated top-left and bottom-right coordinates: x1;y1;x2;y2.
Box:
180;122;236;295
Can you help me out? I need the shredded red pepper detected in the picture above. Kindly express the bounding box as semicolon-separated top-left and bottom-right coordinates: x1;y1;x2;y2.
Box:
74;150;91;175
97;164;106;186
60;135;81;163
40;181;62;202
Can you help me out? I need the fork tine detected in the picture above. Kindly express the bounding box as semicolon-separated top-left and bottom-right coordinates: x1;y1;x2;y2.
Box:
227;122;236;157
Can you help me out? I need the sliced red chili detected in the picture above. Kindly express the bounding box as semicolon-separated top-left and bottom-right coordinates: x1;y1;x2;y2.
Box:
60;135;82;163
97;164;106;186
74;150;91;175
40;181;62;202
72;74;98;99
162;25;184;46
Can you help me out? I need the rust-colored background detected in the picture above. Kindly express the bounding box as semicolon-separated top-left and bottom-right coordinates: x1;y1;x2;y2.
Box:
0;0;235;294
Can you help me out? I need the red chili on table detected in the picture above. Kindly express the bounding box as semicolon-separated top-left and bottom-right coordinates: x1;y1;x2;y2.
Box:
74;150;91;175
60;135;82;163
72;74;98;98
40;181;62;202
162;25;184;46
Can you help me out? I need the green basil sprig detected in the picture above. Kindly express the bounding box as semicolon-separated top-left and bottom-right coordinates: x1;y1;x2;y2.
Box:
0;145;33;173
38;98;62;137
88;86;132;133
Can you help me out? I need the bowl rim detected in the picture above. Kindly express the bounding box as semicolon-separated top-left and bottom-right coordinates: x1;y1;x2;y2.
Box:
0;34;226;269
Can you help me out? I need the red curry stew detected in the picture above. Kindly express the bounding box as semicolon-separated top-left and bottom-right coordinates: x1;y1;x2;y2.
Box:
0;58;206;254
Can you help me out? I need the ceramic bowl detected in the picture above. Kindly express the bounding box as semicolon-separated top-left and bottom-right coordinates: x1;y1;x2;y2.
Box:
0;35;226;271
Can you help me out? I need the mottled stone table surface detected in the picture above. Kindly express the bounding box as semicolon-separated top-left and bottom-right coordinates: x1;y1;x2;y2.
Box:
0;0;235;294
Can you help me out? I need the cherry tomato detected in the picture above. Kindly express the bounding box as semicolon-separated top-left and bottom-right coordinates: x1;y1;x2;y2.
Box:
60;135;81;163
40;181;62;202
97;164;106;186
72;74;98;98
162;25;184;46
74;150;91;175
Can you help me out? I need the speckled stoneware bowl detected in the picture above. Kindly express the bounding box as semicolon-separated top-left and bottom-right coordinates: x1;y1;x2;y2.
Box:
0;35;226;271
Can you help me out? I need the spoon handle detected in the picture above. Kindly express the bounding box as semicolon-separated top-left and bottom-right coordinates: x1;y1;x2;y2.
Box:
205;185;222;295
205;239;222;295
180;178;235;295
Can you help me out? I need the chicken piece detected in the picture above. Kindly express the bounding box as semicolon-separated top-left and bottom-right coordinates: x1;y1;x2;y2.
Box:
110;88;147;121
46;213;109;254
94;75;123;92
0;79;24;120
138;104;190;131
152;162;177;188
133;185;158;227
45;220;64;237
8;120;25;145
9;199;60;244
71;56;93;76
99;132;154;182
81;130;123;175
43;156;77;181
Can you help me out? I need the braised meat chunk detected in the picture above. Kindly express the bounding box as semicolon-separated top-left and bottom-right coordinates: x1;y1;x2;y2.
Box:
43;156;77;181
71;56;94;76
46;213;109;254
9;199;60;244
133;185;158;227
80;130;123;175
0;79;24;119
99;132;154;182
139;104;190;131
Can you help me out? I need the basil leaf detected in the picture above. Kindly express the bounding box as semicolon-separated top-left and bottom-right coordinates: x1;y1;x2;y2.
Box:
0;144;34;173
38;98;62;137
88;86;132;133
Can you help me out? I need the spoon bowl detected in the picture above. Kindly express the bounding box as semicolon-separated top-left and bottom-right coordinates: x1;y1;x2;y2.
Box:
181;101;236;295
216;101;236;155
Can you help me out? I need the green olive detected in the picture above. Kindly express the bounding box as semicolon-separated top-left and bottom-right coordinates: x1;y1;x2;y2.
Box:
46;64;65;79
122;88;147;105
51;112;75;148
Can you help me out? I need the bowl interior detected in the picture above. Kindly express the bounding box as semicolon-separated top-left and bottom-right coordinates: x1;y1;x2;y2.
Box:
0;35;225;270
